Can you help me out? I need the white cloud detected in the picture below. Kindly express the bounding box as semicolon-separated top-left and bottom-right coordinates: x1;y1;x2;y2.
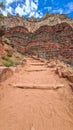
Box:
6;0;22;5
0;3;14;15
44;6;52;11
66;2;73;10
45;1;73;15
29;10;43;18
6;0;15;5
31;1;38;11
16;0;41;18
15;4;24;16
65;2;73;14
23;0;31;14
1;10;7;16
2;0;42;18
7;6;13;14
53;2;73;15
52;8;63;14
2;0;73;18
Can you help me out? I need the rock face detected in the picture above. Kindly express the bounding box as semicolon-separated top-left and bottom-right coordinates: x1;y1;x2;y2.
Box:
3;22;73;62
0;13;73;63
0;13;73;32
5;26;29;34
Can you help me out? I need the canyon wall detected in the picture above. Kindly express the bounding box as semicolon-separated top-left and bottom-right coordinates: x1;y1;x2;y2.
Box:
0;13;73;32
0;13;73;63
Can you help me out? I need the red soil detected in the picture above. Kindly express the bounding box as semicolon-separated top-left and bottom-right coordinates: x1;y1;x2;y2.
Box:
0;57;73;130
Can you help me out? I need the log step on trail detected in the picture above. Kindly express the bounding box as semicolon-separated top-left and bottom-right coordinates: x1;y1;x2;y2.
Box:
13;84;64;90
25;69;47;72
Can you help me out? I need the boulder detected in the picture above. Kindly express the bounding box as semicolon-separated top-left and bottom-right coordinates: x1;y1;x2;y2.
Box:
55;67;62;77
55;65;71;78
55;65;73;83
46;60;57;68
0;68;13;82
67;74;73;83
61;69;71;78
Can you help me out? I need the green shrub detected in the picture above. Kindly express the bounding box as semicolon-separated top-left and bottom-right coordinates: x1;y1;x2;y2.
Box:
3;60;14;67
3;59;19;67
66;60;73;66
2;55;19;67
2;36;10;44
2;55;9;60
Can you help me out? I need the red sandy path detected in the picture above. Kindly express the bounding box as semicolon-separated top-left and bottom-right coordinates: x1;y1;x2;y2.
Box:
0;57;73;130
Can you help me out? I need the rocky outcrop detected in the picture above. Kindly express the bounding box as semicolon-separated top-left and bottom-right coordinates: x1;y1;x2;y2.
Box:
0;13;73;32
55;63;73;83
34;22;72;34
5;26;29;34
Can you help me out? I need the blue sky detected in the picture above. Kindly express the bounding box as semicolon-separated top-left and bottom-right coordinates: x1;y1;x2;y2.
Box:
0;0;73;18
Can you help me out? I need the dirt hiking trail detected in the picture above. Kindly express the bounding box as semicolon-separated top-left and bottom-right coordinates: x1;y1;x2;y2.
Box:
0;57;73;130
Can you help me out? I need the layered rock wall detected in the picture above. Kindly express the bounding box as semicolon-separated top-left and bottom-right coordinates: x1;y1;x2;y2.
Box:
0;13;73;32
0;14;73;63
